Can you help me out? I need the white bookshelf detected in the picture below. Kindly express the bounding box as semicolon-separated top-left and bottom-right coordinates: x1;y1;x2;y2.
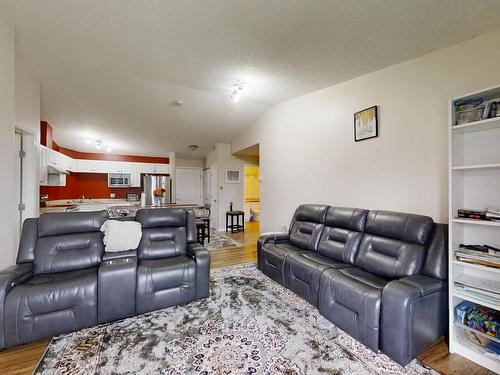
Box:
448;84;500;373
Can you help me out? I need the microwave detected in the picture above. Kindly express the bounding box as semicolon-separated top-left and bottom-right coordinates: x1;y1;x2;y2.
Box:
108;173;131;187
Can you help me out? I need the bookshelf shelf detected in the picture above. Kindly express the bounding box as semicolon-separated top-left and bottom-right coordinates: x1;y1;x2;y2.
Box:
452;218;500;227
452;260;500;274
452;116;500;133
449;84;500;373
452;163;500;171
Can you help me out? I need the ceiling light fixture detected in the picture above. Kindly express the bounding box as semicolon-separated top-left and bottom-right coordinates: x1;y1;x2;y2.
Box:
187;144;199;152
230;81;246;103
84;138;113;153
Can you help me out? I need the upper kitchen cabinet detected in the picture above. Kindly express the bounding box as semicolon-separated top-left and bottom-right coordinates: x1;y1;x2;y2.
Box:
154;163;170;174
107;161;132;173
138;162;155;174
47;148;76;172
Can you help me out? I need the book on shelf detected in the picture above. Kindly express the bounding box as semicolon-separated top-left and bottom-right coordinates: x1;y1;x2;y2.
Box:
454;274;500;304
455;245;500;268
457;208;500;222
486;207;500;221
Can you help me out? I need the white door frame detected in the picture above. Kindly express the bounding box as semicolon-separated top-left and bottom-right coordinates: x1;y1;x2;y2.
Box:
209;163;218;230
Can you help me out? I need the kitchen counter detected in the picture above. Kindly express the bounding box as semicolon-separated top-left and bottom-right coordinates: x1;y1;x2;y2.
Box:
39;199;203;218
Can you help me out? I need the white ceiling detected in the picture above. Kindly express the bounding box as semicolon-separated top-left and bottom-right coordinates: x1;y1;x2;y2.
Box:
3;1;500;158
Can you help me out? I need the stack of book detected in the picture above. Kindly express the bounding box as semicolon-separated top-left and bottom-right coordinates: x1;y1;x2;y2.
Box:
457;208;500;222
455;244;500;269
486;208;500;222
458;208;487;220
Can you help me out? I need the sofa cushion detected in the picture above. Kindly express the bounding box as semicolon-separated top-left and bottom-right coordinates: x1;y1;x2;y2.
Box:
317;207;368;264
138;227;187;260
136;208;187;229
289;204;329;251
259;242;308;284
34;232;104;274
284;252;351;306
364;210;434;246
38;211;108;237
318;267;389;351
4;268;98;347
136;256;196;314
354;211;434;280
355;234;426;280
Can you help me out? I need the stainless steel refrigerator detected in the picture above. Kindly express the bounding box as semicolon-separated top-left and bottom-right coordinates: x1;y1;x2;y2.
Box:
143;175;172;205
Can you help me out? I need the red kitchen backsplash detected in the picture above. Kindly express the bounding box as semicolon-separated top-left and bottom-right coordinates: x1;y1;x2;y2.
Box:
40;173;143;200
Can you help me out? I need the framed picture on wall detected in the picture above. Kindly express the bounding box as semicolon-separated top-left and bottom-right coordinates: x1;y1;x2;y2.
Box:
354;106;378;142
225;169;241;183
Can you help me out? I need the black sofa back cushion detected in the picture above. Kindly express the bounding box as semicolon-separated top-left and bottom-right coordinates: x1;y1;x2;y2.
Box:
355;210;434;280
364;210;434;246
136;208;196;260
33;211;108;274
138;227;187;259
317;207;368;264
34;232;104;274
38;211;108;237
289;204;329;251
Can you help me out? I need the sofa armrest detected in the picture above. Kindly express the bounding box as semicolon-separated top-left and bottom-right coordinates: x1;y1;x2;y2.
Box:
0;263;33;349
187;243;210;299
257;233;290;270
381;274;448;366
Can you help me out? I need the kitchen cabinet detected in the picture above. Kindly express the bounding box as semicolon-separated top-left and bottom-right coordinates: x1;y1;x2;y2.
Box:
130;163;142;187
38;147;170;185
139;162;155;174
39;146;48;185
154;163;170;174
77;159;98;173
107;161;131;173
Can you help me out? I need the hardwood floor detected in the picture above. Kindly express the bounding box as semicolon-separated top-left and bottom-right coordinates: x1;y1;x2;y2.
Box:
0;221;493;375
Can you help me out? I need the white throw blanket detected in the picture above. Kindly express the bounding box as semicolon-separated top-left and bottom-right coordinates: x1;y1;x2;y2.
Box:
100;220;142;252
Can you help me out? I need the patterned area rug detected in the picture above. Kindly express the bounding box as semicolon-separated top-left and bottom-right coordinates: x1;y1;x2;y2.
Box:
34;265;437;375
204;229;243;251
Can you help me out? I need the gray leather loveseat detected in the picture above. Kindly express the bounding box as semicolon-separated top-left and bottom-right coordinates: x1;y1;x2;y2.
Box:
0;208;210;349
257;204;448;366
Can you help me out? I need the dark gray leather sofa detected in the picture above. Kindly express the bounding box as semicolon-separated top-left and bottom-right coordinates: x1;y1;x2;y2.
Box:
258;204;448;366
0;208;210;349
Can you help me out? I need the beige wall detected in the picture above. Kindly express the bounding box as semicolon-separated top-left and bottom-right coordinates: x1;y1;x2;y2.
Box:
0;16;41;269
232;30;500;232
176;158;203;168
204;143;246;230
0;14;16;269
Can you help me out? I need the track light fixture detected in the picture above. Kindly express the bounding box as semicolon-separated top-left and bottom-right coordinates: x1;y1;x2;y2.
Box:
230;81;246;103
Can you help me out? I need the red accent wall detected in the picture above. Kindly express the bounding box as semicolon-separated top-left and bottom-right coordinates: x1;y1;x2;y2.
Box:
40;121;53;149
40;173;143;200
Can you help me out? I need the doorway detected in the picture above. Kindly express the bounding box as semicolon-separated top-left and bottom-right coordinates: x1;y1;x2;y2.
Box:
244;165;260;223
